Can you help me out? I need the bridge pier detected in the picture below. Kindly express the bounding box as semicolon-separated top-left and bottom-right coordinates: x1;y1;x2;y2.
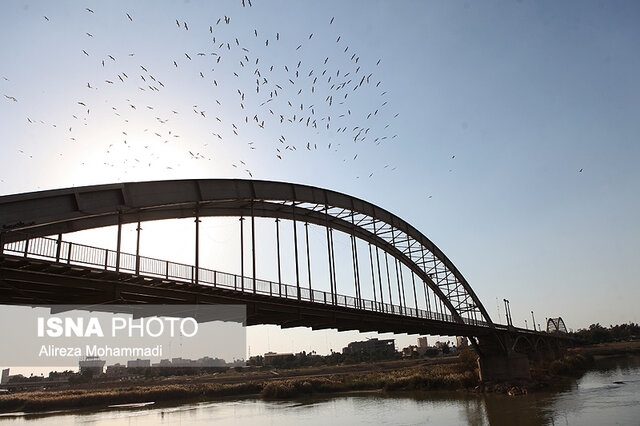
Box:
476;334;531;382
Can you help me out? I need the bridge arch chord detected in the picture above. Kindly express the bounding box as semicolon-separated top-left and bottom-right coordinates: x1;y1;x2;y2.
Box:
546;317;567;334
512;334;535;354
0;179;494;327
534;336;549;351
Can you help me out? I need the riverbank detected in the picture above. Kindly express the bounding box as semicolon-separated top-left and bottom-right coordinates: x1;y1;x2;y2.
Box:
2;342;638;414
0;359;474;413
569;340;640;358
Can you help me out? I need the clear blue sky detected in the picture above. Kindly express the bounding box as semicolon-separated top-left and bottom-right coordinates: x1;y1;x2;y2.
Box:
1;0;639;356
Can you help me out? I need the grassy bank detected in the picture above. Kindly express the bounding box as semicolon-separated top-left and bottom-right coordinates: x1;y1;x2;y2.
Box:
547;353;594;376
0;362;478;413
569;340;640;358
260;364;477;398
4;343;635;413
0;382;262;413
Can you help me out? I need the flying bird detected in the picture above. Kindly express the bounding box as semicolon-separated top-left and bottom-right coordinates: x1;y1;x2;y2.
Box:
126;13;132;21
86;8;94;13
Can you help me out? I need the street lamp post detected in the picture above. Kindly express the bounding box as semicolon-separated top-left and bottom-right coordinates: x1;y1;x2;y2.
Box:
503;299;512;326
531;311;537;332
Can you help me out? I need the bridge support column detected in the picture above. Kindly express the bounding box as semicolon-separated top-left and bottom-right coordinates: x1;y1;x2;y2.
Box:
325;224;335;305
275;219;282;297
329;229;337;304
292;205;300;300
251;202;256;294
305;223;312;301
135;222;141;275
384;252;393;313
195;205;200;285
55;233;62;262
368;243;378;310
476;334;531;382
372;221;385;310
350;234;361;309
239;217;245;292
115;215;122;272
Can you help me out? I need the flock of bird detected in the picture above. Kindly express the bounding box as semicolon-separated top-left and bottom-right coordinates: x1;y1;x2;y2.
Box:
1;2;585;190
2;1;409;183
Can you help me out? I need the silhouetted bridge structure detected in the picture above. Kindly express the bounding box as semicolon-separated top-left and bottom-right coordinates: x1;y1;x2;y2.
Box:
0;179;570;381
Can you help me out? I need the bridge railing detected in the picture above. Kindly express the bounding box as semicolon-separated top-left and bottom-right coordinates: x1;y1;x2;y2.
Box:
1;236;488;327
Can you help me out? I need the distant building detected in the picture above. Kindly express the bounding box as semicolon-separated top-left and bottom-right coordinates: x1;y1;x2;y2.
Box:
418;336;429;349
153;359;173;367
456;337;468;349
105;363;127;377
342;338;395;357
79;356;106;375
127;359;151;368
197;356;227;367
263;352;294;366
434;341;457;355
171;357;191;367
401;345;419;358
144;357;231;368
416;337;432;356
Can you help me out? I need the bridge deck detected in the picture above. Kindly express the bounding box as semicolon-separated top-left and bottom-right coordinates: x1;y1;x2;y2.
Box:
0;236;500;337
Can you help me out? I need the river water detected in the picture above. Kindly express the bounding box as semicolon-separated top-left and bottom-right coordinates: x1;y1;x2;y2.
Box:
1;355;639;425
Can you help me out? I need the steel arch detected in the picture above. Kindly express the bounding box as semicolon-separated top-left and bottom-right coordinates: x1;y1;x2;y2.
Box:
0;179;495;327
546;317;567;334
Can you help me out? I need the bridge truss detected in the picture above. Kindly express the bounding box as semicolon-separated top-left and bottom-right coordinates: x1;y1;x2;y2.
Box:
0;179;495;329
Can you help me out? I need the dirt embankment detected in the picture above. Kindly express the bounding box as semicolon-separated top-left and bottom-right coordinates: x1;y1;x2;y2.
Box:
569;340;640;358
2;342;637;414
0;357;467;413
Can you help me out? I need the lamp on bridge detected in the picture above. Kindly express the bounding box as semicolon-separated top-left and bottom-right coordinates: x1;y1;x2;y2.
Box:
503;299;512;326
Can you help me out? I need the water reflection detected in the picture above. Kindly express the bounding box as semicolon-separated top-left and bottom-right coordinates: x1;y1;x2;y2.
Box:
0;355;638;425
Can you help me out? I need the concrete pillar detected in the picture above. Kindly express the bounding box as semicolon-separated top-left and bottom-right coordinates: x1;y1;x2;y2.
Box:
476;334;531;382
477;352;531;382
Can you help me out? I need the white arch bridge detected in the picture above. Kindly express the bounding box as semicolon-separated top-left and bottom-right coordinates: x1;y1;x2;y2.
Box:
0;179;570;380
